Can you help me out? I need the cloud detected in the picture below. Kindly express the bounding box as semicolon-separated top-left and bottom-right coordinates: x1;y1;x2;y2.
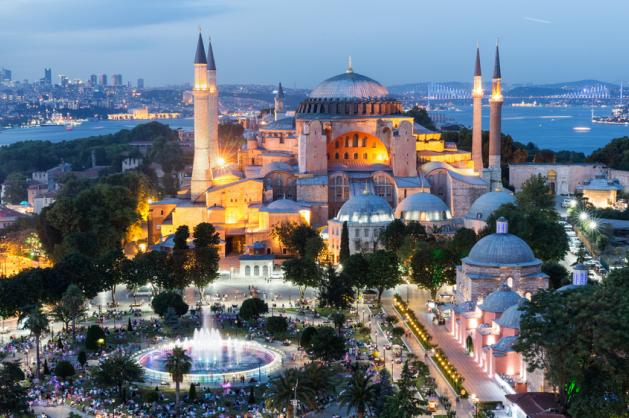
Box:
0;0;232;33
523;16;552;24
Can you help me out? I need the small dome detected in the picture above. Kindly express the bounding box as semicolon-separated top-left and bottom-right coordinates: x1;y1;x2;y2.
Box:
495;300;526;329
309;71;389;99
465;191;515;221
262;199;303;213
465;223;538;267
479;283;523;313
336;192;394;224
395;192;451;222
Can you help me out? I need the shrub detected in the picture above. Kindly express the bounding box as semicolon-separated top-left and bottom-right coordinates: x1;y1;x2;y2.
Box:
151;291;189;317
78;350;87;367
309;326;345;362
266;316;288;334
85;325;106;350
54;360;75;380
391;326;405;338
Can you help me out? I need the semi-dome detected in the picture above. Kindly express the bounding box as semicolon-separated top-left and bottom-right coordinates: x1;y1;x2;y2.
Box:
464;218;538;267
395;192;451;222
495;300;526;329
336;192;394;224
309;71;389;100
466;190;515;221
261;199;303;213
479;283;523;313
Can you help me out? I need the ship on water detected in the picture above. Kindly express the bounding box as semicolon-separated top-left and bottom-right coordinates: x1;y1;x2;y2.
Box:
592;104;629;125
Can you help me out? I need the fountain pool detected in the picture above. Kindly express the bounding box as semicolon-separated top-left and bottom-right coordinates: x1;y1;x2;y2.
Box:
134;313;283;386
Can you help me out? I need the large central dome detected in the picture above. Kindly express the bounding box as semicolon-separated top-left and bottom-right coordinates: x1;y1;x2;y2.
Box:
309;70;389;100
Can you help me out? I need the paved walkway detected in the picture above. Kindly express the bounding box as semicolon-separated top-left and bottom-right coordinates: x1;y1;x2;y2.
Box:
33;404;89;417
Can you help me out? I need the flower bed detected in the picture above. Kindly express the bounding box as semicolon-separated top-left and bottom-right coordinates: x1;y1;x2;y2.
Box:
393;295;468;398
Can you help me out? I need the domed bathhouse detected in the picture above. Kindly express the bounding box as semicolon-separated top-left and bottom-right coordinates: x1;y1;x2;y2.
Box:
327;190;394;263
455;217;548;303
463;190;516;233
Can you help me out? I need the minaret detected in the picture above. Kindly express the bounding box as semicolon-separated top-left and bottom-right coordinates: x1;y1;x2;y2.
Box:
489;42;504;189
191;32;212;200
274;82;285;121
472;46;484;173
207;36;220;168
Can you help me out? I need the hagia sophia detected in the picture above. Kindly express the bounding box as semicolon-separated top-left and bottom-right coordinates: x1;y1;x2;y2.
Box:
148;34;513;265
146;32;568;394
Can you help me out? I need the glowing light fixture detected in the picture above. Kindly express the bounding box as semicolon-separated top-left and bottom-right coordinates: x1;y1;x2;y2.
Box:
579;212;589;221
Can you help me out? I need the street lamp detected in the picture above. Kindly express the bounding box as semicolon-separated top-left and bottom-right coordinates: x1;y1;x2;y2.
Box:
588;220;598;231
579;212;589;221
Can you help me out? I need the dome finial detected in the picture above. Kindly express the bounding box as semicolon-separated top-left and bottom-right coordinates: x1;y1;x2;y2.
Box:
346;55;353;73
362;183;369;195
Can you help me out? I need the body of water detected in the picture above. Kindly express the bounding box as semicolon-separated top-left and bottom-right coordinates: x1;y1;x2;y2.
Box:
438;105;629;154
2;107;629;154
0;118;195;146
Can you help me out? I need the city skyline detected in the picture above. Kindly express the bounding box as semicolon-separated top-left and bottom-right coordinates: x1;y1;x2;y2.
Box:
2;0;629;87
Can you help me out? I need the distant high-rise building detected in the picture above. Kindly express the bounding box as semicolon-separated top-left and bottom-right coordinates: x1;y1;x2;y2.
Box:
59;75;69;87
1;68;11;82
43;68;52;85
89;74;97;87
98;74;108;86
112;74;123;87
137;78;144;89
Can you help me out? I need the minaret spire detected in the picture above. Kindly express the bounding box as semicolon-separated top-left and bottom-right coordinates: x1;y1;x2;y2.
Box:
346;56;353;73
207;36;216;71
274;81;285;121
472;44;484;173
194;32;207;64
493;41;501;79
488;39;504;190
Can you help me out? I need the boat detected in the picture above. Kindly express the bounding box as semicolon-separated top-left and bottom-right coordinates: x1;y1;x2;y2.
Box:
42;112;86;127
573;126;591;132
592;104;629;125
512;100;540;107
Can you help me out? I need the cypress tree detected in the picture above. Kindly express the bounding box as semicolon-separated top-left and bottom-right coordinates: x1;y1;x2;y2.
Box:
340;221;350;265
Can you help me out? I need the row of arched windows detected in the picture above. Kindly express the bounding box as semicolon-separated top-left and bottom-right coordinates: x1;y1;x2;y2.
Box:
244;264;270;277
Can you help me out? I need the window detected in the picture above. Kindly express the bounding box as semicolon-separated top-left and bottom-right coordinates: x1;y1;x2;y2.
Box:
254;265;260;276
279;136;285;144
335;152;339;159
507;277;513;288
263;265;269;276
362;137;367;147
344;137;349;147
363;153;368;159
335;140;340;148
344;152;349;160
353;152;358;160
355;229;360;238
245;265;251;276
364;228;369;237
352;134;359;147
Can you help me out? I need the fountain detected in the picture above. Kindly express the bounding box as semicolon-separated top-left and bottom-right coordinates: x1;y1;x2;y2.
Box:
134;307;283;386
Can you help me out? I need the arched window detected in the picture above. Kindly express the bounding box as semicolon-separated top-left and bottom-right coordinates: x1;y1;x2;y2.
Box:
335;140;339;148
362;137;367;147
335;152;339;159
254;265;260;276
344;137;349;147
363;153;368;159
353;152;358;159
507;277;514;288
352;134;359;147
344;152;349;160
263;265;269;276
245;265;251;276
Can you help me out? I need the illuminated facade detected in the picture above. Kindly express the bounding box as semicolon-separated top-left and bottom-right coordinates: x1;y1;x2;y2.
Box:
149;36;514;270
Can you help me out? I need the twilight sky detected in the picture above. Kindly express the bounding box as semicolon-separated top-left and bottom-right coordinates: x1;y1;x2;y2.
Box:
1;0;628;88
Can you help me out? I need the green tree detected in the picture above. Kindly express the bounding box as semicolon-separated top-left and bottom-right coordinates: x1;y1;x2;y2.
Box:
448;227;478;258
165;346;192;409
151;291;189;317
372;369;394;416
299;326;318;349
190;222;220;302
266;316;289;334
20;305;49;380
364;250;401;304
271;221;320;259
379;219;408;252
56;284;86;343
516;174;555;211
266;368;315;418
281;257;321;300
319;264;354;309
94;352;144;402
515;268;629;416
54;360;76;380
339;221;350;265
309;326;345;362
542;261;570;290
410;242;457;300
239;297;268;321
380;360;428;418
330;311;346;335
85;325;106;350
339;365;378;418
77;351;87;368
0;361;29;415
173;225;189;250
340;253;369;290
2;172;27;204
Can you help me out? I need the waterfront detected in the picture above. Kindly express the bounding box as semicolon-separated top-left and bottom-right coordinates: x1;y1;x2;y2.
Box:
0;118;194;146
439;104;629;154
